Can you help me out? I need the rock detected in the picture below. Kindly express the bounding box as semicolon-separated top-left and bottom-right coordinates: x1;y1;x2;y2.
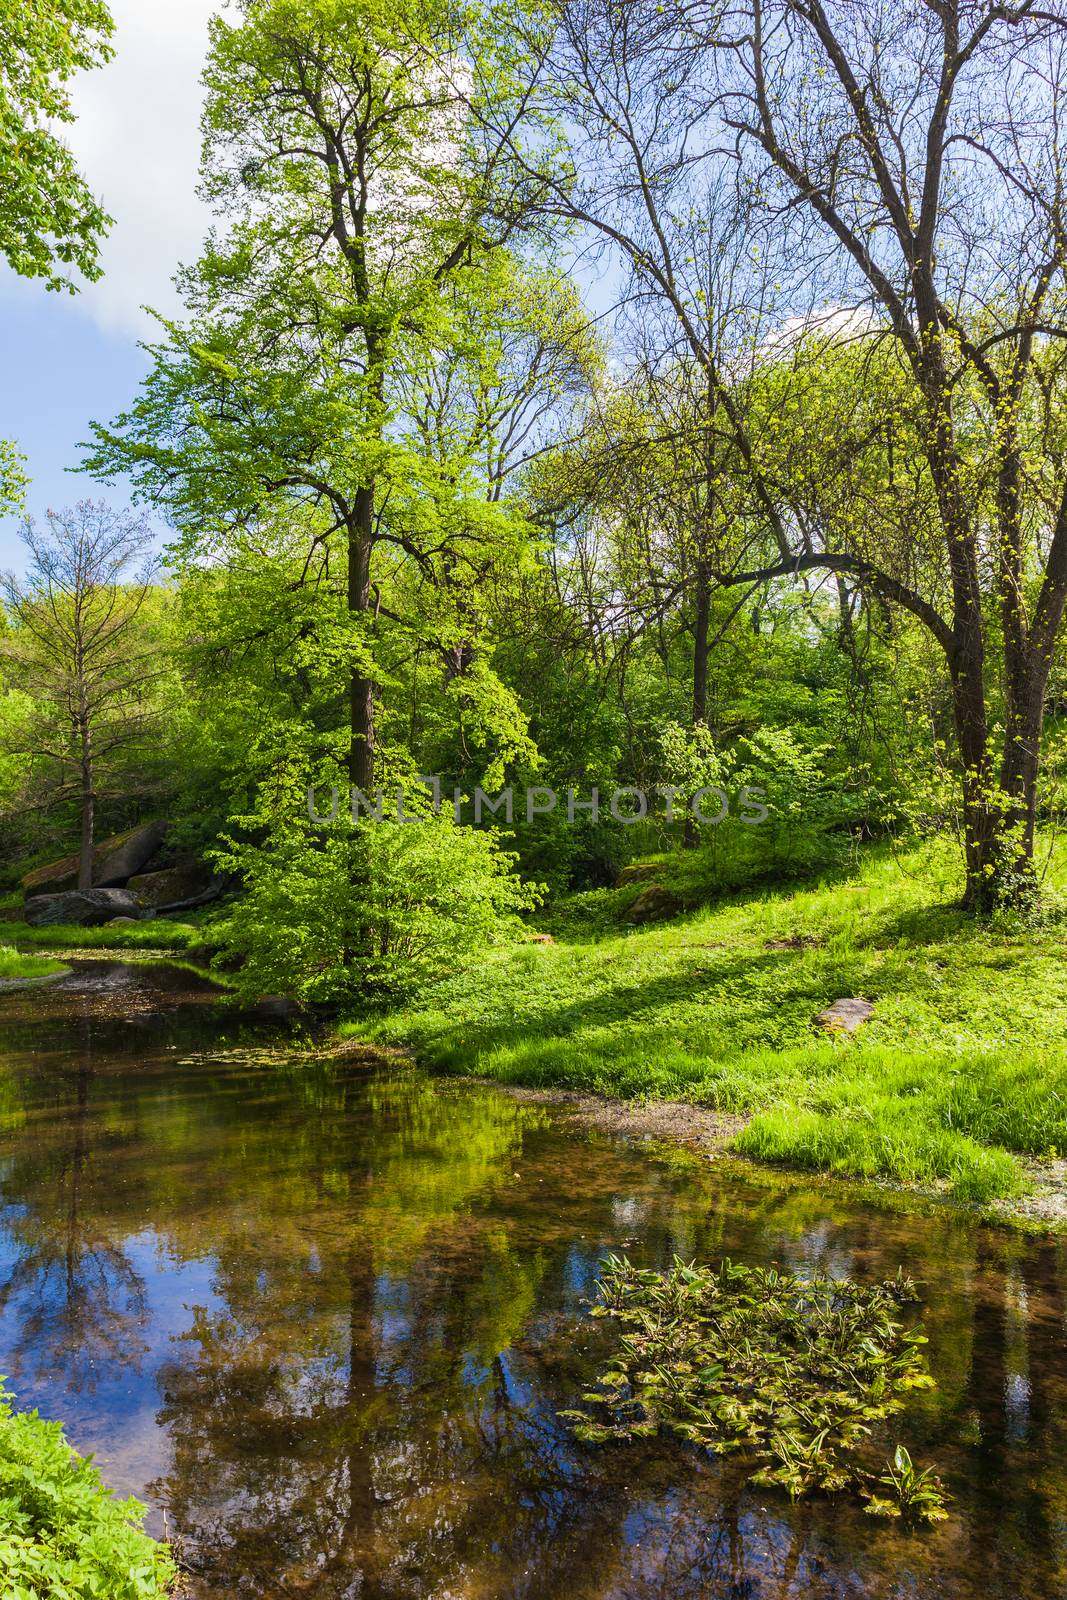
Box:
616;863;661;886
626;884;682;924
24;889;143;928
21;821;170;896
128;861;214;909
95;821;170;887
107;916;141;926
815;998;874;1034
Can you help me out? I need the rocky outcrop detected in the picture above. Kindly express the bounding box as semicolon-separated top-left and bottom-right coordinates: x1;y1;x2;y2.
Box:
24;889;143;927
21;821;170;896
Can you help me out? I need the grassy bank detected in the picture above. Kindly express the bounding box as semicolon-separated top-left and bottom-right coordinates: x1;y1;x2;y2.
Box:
5;918;203;953
354;842;1067;1206
0;944;66;982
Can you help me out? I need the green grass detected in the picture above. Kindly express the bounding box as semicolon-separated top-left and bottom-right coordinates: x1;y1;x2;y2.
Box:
352;839;1067;1206
5;918;204;953
0;945;66;981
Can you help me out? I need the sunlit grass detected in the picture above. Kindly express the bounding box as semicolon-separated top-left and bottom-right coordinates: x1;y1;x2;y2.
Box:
5;918;203;952
354;839;1067;1204
0;945;65;981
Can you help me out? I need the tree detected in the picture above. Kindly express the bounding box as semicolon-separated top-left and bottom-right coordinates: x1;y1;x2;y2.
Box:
481;0;1067;907
685;0;1067;909
0;502;159;889
88;0;557;793
0;0;114;288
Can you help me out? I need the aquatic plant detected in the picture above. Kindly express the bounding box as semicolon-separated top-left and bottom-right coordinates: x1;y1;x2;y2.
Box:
862;1444;951;1523
562;1256;950;1525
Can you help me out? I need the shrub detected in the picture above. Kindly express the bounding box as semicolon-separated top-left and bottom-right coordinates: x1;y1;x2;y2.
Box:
0;1382;176;1599
211;815;543;1002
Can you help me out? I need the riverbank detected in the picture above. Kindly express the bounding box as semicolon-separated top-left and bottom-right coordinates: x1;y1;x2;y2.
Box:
0;943;67;984
348;840;1067;1221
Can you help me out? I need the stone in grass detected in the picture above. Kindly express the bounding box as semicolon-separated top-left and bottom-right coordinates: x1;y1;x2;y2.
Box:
616;863;661;886
815;997;874;1033
626;884;682;924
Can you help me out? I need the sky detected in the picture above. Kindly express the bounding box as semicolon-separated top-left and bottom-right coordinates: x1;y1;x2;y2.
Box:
0;0;218;575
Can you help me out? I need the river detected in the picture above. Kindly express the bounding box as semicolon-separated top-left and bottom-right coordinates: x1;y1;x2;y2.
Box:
0;959;1063;1598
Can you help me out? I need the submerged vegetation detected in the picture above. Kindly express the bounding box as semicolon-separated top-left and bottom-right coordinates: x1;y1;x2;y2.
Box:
565;1256;949;1524
0;1382;177;1599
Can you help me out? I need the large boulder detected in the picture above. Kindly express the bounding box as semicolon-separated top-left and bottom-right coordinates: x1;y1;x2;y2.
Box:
21;821;170;896
24;889;143;928
95;821;171;887
128;862;216;910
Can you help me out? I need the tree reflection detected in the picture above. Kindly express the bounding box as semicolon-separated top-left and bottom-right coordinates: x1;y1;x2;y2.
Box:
0;1017;148;1391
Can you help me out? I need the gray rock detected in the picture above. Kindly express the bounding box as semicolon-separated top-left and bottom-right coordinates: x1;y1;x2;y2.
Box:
626;884;682;924
24;889;143;928
95;821;170;887
128;861;214;909
814;998;874;1033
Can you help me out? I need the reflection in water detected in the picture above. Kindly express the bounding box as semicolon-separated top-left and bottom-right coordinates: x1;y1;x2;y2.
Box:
0;965;1066;1597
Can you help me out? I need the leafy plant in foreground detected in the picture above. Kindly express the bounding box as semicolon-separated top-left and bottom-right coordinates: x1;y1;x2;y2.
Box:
0;1379;177;1598
562;1256;950;1525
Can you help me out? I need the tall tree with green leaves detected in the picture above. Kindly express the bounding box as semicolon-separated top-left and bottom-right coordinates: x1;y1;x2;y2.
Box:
88;0;557;793
0;0;114;288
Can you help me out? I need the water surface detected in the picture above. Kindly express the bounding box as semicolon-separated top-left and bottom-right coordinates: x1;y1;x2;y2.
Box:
0;961;1065;1598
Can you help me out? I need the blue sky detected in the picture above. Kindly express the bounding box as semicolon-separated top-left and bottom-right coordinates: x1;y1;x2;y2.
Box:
0;0;217;575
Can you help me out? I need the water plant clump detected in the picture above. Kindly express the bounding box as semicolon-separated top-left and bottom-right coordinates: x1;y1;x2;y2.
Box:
562;1255;950;1524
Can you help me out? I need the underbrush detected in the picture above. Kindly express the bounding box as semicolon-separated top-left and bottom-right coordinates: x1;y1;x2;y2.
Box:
0;1382;177;1599
354;839;1067;1207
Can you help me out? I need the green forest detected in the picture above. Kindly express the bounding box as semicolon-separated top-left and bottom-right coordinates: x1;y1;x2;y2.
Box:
5;0;1067;1200
4;3;1067;1592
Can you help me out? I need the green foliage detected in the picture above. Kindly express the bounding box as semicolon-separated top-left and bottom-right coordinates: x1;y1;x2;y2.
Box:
863;1444;951;1524
210;816;543;1002
0;1380;176;1599
562;1256;948;1523
0;0;114;287
0;441;27;519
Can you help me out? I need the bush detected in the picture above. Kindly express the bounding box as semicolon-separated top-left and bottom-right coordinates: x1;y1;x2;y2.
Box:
0;1382;176;1599
211;815;543;1003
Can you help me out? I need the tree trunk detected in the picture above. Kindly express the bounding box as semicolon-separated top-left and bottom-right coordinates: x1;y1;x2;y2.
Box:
77;714;95;892
684;559;711;849
348;491;376;794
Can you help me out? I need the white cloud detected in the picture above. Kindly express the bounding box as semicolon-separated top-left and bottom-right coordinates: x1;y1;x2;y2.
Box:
2;0;217;337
